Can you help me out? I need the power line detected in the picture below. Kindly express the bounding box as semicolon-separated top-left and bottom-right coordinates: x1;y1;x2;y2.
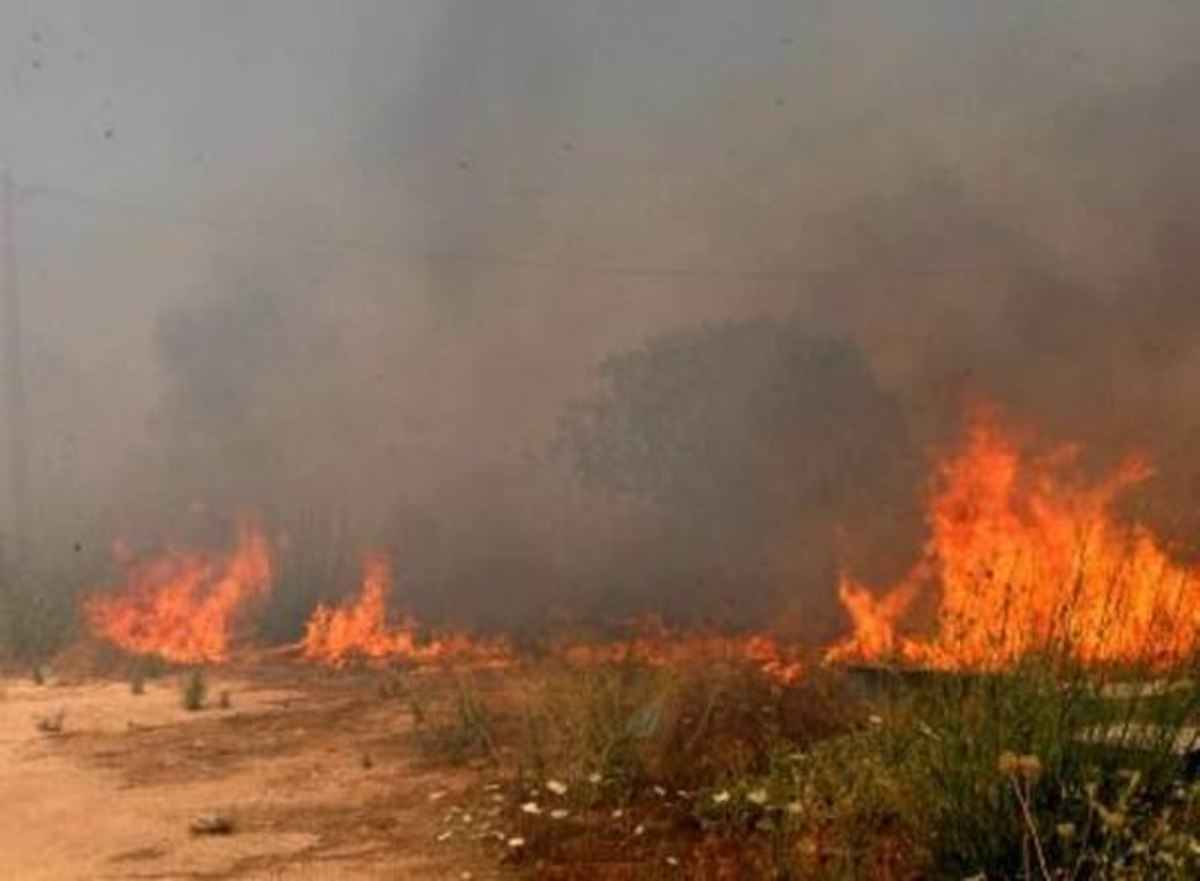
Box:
19;177;1015;284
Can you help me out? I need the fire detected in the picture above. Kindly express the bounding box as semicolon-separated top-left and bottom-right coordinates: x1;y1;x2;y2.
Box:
827;403;1200;670
84;519;272;663
301;555;511;668
557;619;805;683
301;564;803;681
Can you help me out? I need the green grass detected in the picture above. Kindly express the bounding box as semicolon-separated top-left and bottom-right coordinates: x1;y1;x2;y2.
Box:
419;658;1200;879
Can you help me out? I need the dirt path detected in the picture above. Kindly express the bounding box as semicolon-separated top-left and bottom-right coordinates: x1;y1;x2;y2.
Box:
0;667;500;880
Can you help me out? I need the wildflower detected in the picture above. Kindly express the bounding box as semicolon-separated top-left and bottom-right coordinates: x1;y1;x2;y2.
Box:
712;790;731;805
665;855;679;866
634;824;645;836
611;809;624;819
546;779;568;796
550;809;569;820
747;788;769;806
520;801;541;815
653;785;667;797
506;836;526;849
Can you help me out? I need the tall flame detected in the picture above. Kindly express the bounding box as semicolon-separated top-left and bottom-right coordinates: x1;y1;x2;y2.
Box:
83;518;272;663
827;403;1200;670
301;555;511;668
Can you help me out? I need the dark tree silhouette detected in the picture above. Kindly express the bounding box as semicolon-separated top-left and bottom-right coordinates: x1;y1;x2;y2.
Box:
559;318;920;631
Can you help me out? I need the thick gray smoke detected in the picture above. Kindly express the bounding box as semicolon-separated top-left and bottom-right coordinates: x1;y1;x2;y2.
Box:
3;2;1200;641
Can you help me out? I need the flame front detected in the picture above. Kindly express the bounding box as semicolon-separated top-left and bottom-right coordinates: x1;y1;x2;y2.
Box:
557;619;805;683
83;519;272;663
301;555;511;668
827;403;1200;670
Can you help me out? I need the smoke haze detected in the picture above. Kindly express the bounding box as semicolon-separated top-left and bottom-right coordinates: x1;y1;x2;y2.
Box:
3;2;1200;637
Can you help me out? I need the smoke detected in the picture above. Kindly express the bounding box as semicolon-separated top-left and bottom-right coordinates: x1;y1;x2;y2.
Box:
5;2;1200;637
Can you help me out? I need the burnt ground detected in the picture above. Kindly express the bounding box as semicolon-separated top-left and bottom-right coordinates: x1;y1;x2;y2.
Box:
0;661;503;880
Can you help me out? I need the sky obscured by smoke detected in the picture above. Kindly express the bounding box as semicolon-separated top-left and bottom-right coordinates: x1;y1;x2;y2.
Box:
3;2;1200;633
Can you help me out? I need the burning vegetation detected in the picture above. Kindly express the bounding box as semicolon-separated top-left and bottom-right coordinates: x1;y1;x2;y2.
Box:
300;554;512;669
77;398;1200;682
82;518;272;664
52;394;1200;878
828;402;1200;671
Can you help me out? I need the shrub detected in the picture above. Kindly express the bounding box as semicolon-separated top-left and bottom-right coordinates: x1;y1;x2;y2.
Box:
180;668;207;711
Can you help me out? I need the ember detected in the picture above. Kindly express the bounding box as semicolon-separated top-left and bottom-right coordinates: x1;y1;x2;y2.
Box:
557;619;805;683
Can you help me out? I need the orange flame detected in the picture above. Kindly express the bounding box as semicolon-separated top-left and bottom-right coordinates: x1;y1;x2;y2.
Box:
827;403;1200;670
557;618;805;684
301;555;511;668
84;519;272;664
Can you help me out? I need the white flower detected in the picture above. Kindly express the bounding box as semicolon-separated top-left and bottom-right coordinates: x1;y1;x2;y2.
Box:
653;785;667;797
666;856;679;867
712;790;731;804
550;809;569;820
546;779;568;796
747;788;769;806
634;824;645;836
506;836;525;849
520;801;541;815
611;808;624;819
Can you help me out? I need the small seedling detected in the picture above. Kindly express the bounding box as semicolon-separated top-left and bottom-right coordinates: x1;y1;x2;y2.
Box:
35;709;65;734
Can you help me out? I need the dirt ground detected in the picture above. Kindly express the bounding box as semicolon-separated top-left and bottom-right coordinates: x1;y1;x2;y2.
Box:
0;663;502;880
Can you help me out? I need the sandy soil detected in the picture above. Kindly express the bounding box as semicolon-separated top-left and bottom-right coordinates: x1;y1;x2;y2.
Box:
0;664;501;880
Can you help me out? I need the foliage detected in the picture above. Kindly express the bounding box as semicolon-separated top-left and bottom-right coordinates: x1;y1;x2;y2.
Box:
432;659;1200;879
